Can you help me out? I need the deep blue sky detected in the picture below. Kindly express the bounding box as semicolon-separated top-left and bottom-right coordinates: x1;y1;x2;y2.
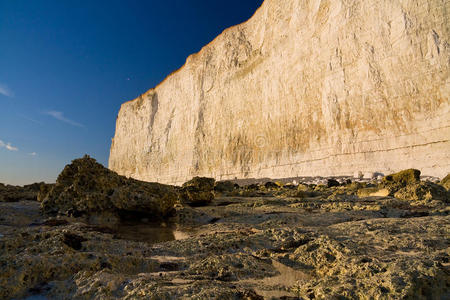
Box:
0;0;263;185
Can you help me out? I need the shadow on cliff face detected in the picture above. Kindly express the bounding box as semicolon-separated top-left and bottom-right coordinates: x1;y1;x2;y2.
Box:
149;92;158;128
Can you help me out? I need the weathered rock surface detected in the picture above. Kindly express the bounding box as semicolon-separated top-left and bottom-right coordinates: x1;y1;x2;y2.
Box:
214;180;236;193
383;168;421;185
41;155;178;218
0;182;48;202
381;169;448;204
179;177;215;206
109;0;450;185
441;173;450;190
37;183;55;202
1;172;448;299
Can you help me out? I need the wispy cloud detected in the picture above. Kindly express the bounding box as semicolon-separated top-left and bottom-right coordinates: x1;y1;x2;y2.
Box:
28;152;37;156
43;110;84;127
0;140;19;151
0;84;14;97
18;114;43;125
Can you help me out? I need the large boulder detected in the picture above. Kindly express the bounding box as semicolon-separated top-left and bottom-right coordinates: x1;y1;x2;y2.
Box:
393;182;448;203
41;155;178;218
179;177;215;206
382;169;447;203
382;169;421;186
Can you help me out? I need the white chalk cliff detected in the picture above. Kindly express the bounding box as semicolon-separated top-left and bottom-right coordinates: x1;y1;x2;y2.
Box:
109;0;450;185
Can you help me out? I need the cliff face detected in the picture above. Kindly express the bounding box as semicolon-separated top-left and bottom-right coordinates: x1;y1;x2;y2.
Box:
109;0;450;185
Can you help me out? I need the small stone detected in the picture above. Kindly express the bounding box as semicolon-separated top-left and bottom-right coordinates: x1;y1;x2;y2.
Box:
354;171;363;179
327;179;340;188
357;188;390;198
62;233;86;250
159;262;179;271
264;182;278;189
440;174;450;190
364;172;375;180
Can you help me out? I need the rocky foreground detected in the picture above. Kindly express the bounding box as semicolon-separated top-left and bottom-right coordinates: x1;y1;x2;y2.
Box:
0;157;449;299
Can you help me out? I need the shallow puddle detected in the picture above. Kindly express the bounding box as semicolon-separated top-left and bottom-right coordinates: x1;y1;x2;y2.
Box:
21;296;47;300
113;221;179;243
85;219;194;244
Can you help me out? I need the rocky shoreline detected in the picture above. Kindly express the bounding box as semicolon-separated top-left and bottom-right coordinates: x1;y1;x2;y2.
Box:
0;156;449;299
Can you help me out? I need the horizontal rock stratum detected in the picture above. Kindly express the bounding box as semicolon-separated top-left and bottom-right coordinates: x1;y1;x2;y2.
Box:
109;0;450;185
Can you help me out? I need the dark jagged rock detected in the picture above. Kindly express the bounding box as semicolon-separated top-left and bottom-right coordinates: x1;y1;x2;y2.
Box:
37;183;54;202
327;179;340;188
296;184;317;198
0;185;27;202
0;182;49;202
22;182;45;193
182;177;215;190
383;169;421;185
179;177;215;206
214;181;235;192
42;219;69;227
41;155;178;218
237;183;267;197
237;290;264;300
264;181;278;189
62;233;86;250
393;181;448;203
380;169;448;203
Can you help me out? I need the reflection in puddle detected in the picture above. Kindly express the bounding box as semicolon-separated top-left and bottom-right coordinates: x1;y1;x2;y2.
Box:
172;230;191;240
114;221;176;243
86;218;192;244
22;296;47;300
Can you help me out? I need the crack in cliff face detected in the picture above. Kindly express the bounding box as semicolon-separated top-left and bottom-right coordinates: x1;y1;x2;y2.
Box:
164;109;175;137
191;52;211;173
149;92;159;130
